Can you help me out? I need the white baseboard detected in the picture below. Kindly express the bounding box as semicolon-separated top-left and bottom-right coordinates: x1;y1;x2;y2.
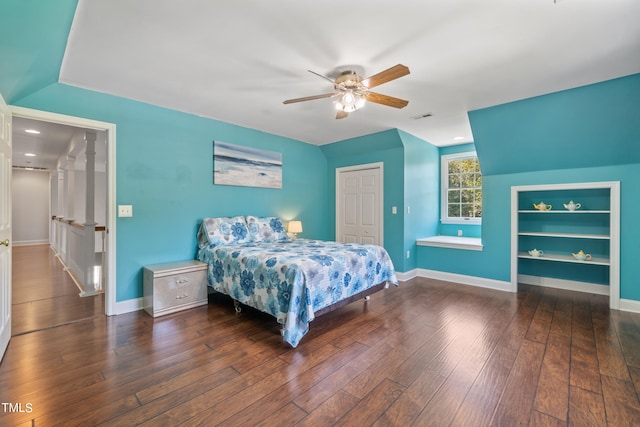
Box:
398;270;640;313
114;297;144;315
395;270;417;282
518;274;609;296
620;298;640;314
415;268;514;293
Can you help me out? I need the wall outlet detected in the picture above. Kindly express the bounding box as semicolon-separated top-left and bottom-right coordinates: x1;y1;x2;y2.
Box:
406;250;411;259
392;206;397;214
458;229;463;237
118;205;133;217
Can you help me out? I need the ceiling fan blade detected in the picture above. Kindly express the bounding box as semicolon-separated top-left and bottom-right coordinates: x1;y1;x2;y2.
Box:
308;70;336;84
336;110;349;120
362;64;410;89
283;93;336;104
363;92;409;109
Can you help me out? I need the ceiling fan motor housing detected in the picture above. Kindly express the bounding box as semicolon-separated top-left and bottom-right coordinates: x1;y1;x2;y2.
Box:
335;70;363;91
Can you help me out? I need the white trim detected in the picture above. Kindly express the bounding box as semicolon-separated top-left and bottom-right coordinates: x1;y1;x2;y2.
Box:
416;236;483;251
401;269;640;313
416;268;513;293
619;299;640;314
511;181;620;310
395;269;417;282
9;106;118;316
518;274;609;296
335;162;384;246
115;297;143;315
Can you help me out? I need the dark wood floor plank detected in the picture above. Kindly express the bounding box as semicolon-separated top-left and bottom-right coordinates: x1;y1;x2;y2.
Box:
296;390;360;427
136;357;288;426
334;379;404;427
614;311;640;369
292;339;395;413
525;293;555;344
373;369;447;426
172;342;362;426
448;339;520;426
592;297;632;382
490;339;546;426
253;402;308;427
3;246;640;427
549;290;573;337
529;410;567;427
533;333;571;421
568;386;607;427
102;366;239;426
601;374;640;426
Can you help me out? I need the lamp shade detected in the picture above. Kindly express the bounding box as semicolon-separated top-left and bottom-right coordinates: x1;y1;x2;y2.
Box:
288;220;303;234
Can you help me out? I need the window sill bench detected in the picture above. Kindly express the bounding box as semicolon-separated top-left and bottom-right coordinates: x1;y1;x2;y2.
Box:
416;236;483;251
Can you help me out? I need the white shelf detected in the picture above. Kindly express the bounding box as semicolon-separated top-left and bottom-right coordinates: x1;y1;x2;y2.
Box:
511;181;620;309
518;231;610;240
518;210;610;214
517;252;610;266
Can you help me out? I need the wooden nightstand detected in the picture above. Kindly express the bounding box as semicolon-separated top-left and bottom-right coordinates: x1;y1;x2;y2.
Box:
143;260;208;317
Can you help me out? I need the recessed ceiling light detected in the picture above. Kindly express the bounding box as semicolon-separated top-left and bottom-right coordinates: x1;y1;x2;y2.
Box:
25;153;36;157
25;129;40;134
453;136;465;141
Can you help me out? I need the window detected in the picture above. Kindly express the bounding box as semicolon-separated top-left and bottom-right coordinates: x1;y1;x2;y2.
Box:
441;151;482;224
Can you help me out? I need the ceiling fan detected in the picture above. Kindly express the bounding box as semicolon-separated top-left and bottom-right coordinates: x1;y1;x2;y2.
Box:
283;64;410;119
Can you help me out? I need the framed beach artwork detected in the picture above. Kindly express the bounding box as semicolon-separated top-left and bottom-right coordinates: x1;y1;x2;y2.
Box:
213;141;282;189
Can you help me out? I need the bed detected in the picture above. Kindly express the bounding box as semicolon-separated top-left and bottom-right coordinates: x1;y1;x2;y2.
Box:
196;216;398;347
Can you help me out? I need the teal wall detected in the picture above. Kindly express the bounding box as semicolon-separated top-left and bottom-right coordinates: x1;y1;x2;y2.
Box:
0;0;77;103
418;74;640;302
14;83;328;302
472;74;640;176
399;130;439;271
321;130;406;270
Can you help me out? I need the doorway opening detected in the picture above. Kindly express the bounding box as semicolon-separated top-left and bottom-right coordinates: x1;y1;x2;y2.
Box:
10;107;116;324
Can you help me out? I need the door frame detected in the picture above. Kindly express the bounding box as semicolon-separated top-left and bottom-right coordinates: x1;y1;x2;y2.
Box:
10;106;117;316
335;162;384;245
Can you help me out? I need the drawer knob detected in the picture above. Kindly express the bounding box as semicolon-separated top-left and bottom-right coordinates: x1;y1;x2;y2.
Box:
176;278;189;284
176;294;189;299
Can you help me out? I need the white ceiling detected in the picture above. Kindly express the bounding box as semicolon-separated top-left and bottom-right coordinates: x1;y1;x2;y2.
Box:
12;117;80;169
57;0;640;147
12;117;107;170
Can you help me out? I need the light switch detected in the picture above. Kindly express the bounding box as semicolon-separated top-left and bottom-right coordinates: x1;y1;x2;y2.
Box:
118;205;133;217
392;206;397;214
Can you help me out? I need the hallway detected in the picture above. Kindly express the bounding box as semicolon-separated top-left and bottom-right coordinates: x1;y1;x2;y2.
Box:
11;244;104;336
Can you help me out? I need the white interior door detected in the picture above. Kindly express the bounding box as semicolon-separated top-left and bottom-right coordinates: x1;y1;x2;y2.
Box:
336;164;382;245
0;93;12;360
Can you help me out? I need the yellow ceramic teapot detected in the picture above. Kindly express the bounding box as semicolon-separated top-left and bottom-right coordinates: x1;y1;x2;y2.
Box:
572;250;592;261
533;202;552;211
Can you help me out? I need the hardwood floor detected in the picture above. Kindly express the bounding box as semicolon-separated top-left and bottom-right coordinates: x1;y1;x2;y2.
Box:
11;244;104;336
2;271;640;425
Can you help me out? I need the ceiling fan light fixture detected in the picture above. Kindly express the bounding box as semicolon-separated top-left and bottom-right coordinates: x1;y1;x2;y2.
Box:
335;91;366;113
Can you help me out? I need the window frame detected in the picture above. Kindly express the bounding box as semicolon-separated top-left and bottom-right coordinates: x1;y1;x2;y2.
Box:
440;151;482;225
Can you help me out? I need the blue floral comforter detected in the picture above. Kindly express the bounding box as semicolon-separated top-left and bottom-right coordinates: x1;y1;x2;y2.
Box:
197;239;398;347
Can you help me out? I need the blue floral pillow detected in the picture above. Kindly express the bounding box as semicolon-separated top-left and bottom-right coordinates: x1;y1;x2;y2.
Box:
245;216;288;242
201;216;250;247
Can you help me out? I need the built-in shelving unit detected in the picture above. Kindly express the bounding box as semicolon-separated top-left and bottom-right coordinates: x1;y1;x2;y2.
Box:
510;182;620;309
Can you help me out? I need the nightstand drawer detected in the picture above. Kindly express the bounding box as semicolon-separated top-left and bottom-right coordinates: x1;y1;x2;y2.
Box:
143;260;208;317
152;270;206;310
